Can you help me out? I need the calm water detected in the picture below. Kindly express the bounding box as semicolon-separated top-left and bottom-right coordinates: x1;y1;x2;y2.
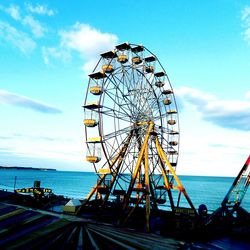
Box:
0;169;249;212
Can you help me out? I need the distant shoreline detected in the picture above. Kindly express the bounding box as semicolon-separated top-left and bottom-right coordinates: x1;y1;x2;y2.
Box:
0;166;56;171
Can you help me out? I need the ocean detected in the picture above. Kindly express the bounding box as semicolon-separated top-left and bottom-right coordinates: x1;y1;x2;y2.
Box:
0;169;249;213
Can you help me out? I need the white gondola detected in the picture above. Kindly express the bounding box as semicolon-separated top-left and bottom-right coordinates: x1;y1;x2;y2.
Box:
84;109;98;127
86;137;102;163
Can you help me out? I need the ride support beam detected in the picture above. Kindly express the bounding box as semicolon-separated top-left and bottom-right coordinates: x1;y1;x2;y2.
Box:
76;173;107;215
221;155;250;213
158;154;175;211
122;121;154;212
76;133;133;215
144;142;150;233
102;133;133;204
155;137;197;214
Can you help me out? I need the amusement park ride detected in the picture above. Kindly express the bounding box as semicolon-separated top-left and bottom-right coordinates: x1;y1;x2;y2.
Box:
78;42;197;229
205;155;250;226
221;156;250;215
77;42;250;232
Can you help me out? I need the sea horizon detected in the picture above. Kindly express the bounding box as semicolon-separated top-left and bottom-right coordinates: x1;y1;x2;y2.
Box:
0;166;241;178
1;168;249;213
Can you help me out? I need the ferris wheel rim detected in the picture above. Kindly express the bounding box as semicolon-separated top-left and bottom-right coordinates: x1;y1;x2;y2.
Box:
84;42;180;174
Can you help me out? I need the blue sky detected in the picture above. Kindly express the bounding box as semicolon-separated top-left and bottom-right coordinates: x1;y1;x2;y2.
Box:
0;0;249;176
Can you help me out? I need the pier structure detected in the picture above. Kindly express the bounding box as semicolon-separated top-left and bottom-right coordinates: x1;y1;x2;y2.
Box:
0;200;185;249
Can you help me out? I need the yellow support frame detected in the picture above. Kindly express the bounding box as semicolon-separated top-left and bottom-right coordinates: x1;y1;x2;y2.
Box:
121;121;197;226
80;120;197;226
155;136;197;213
144;141;150;232
122;122;154;212
76;132;133;215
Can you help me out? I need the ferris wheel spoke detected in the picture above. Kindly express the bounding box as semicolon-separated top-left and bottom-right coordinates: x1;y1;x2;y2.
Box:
102;90;132;117
104;77;135;116
111;74;139;110
100;105;131;123
102;125;134;141
153;113;168;122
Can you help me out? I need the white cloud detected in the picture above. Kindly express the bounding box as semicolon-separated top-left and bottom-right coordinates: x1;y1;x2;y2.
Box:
43;23;118;74
0;3;51;40
176;87;250;131
25;3;54;16
242;6;250;44
0;130;83;170
60;23;118;59
0;21;36;54
22;15;46;38
244;28;250;43
175;94;249;176
177;87;215;105
81;59;98;74
42;46;71;65
0;89;62;114
246;91;250;99
0;136;83;170
242;6;250;22
5;4;21;20
1;3;116;70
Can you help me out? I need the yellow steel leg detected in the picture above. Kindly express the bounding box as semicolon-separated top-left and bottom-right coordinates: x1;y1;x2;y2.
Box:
76;173;108;214
144;142;150;232
122;121;154;211
158;157;175;211
155;137;197;213
77;133;133;215
102;133;133;204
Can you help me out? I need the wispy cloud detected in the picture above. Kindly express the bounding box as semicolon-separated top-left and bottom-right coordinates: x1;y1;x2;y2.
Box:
5;4;21;20
176;87;250;131
0;132;74;143
25;3;55;16
0;21;36;54
241;6;250;44
22;15;46;38
0;3;54;53
246;91;250;99
0;137;82;168
42;46;71;65
0;136;12;140
0;89;62;114
60;23;118;59
1;3;116;72
209;143;248;151
43;23;118;74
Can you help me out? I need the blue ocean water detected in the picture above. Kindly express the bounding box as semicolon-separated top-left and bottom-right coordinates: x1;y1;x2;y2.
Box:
0;169;249;212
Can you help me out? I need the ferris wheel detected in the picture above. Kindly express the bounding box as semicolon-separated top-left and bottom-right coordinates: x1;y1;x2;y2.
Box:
84;42;179;172
81;42;196;227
